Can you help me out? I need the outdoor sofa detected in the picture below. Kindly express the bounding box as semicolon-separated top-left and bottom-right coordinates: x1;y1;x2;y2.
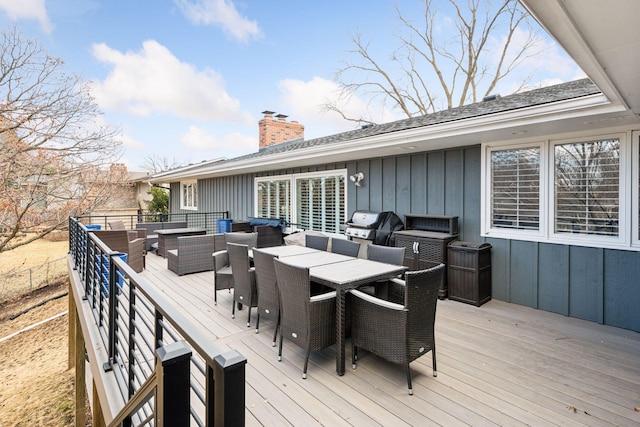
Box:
167;233;225;276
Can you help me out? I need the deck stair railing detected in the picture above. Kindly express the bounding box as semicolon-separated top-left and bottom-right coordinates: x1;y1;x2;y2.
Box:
68;216;246;426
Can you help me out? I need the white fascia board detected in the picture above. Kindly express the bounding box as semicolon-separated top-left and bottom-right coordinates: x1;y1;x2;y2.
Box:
148;157;227;182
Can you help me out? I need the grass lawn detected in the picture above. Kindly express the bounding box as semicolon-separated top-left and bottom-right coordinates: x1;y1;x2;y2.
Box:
0;234;84;426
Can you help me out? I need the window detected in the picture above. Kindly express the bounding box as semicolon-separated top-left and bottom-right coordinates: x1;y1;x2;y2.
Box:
553;138;620;237
255;170;347;234
490;146;541;231
181;181;197;210
631;131;640;246
295;173;345;233
483;132;631;250
256;178;291;224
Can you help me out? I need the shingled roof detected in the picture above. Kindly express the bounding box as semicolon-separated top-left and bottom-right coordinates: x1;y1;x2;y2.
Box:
159;78;600;177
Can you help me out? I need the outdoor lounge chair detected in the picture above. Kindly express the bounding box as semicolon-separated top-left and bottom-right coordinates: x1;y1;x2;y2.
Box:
273;258;336;379
330;238;361;257
166;234;218;276
349;263;445;395
92;230;146;273
227;243;257;327
108;220;126;230
212;232;258;305
252;248;280;345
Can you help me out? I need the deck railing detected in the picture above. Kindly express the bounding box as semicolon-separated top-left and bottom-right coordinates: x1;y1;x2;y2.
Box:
68;216;246;426
75;211;231;233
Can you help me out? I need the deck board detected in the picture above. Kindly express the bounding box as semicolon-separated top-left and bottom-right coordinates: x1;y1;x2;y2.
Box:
138;252;640;426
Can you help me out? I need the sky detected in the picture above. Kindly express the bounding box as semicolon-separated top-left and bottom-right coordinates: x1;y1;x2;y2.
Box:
0;0;585;172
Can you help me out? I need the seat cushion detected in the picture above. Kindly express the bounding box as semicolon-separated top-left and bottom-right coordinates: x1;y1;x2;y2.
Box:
218;265;233;276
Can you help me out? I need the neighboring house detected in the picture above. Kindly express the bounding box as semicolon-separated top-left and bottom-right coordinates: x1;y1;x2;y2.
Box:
129;171;155;212
90;164;154;218
150;0;640;332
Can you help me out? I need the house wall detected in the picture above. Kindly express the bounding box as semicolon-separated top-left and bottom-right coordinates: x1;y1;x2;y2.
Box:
174;144;639;332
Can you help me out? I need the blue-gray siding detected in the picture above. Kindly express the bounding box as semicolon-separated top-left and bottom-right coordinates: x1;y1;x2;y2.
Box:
171;145;639;332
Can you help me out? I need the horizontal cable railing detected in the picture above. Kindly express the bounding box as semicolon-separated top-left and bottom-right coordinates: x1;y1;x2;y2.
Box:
68;216;246;426
74;211;230;234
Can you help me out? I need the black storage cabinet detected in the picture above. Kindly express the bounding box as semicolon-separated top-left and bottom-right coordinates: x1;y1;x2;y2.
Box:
447;241;492;306
394;214;459;299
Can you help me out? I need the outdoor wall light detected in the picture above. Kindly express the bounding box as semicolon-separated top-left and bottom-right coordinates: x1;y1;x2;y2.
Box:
350;172;365;187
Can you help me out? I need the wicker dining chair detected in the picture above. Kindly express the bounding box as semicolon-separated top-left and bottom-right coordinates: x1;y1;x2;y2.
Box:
330;238;361;257
212;232;258;305
252;248;280;345
273;258;336;379
363;244;406;297
366;244;405;266
349;263;445;395
305;234;329;251
227;242;257;327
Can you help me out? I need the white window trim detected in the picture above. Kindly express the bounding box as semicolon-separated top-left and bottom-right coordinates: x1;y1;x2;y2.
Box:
254;169;348;236
482;130;638;251
481;140;546;241
632;130;640;248
180;180;197;211
548;133;627;247
254;175;293;226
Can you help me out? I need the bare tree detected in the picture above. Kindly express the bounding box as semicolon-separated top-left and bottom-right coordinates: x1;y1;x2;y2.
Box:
0;26;123;253
142;154;185;174
325;0;542;124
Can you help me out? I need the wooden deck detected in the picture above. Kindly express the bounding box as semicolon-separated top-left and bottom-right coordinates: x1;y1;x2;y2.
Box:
142;252;640;426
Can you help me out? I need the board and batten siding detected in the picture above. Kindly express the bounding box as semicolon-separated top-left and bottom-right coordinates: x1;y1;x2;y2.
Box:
172;144;639;332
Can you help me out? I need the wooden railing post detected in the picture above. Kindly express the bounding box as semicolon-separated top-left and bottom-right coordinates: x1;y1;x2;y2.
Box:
208;350;247;427
156;341;192;427
73;292;87;427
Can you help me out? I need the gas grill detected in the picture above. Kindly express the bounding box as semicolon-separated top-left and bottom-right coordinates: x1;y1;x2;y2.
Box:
344;211;385;240
345;211;404;246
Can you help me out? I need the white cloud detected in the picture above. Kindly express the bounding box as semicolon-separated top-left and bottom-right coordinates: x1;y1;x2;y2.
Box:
175;0;261;43
181;125;256;157
0;0;52;33
277;76;398;139
117;133;145;150
90;40;253;126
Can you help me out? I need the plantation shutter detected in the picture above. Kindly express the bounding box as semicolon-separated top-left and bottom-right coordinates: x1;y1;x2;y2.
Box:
554;139;620;236
491;147;540;230
296;174;345;233
256;179;290;224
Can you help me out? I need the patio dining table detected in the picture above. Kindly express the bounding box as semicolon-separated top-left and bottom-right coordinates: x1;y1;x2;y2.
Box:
255;245;318;257
273;247;407;375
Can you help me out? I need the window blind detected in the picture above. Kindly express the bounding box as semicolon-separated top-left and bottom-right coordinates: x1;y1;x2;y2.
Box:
554;139;620;236
256;179;290;224
491;147;540;230
296;174;345;233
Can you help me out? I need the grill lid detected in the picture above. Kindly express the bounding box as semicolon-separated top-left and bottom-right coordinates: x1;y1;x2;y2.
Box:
347;211;385;229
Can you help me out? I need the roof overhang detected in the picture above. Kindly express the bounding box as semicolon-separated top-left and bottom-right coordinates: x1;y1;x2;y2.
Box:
157;93;636;181
519;0;640;116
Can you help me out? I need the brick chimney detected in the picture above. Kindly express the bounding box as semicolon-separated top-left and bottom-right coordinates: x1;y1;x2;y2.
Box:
259;110;304;150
